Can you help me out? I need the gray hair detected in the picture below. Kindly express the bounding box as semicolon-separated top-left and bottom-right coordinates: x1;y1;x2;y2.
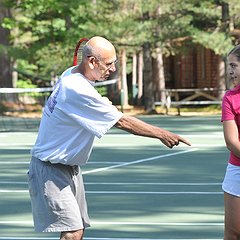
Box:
82;44;101;61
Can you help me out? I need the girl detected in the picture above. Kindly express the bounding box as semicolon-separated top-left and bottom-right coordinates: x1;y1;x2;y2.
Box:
222;44;240;240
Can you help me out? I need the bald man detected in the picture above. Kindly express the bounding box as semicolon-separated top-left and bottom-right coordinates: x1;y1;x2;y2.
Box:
28;36;190;240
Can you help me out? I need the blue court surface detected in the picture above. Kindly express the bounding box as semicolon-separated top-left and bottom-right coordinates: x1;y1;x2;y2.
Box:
0;114;227;240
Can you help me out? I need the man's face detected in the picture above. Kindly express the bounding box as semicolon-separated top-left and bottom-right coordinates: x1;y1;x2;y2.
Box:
227;54;240;88
94;56;118;81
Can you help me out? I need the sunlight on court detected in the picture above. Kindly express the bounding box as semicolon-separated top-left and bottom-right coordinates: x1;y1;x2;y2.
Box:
0;115;227;239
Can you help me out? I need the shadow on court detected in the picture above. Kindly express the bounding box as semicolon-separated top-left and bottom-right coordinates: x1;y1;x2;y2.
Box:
0;114;226;239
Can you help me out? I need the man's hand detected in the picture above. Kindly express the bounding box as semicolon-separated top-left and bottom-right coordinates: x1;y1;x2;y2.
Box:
159;129;191;148
115;115;191;148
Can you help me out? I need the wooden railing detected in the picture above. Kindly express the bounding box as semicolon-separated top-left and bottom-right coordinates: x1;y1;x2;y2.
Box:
155;88;225;115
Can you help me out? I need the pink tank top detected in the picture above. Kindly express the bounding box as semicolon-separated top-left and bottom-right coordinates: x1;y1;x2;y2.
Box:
222;84;240;166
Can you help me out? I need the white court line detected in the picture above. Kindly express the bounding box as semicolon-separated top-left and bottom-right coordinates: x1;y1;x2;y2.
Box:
82;148;198;175
0;143;32;146
85;182;221;186
92;144;224;148
0;238;224;240
0;148;218;194
0;220;33;224
88;161;124;164
84;239;222;240
0;161;124;165
0;149;197;168
0;181;27;184
0;238;57;240
0;220;223;226
0;190;223;194
86;191;223;195
0;181;221;186
91;221;224;226
85;239;223;240
0;238;58;240
0;190;28;193
0;161;29;164
0;132;223;147
0;142;33;147
0;143;221;148
103;133;223;137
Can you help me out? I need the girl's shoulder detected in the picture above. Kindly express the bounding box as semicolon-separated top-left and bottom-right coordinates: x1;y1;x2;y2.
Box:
225;85;240;96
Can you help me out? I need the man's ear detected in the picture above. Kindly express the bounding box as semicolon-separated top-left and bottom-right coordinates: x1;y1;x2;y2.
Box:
88;56;96;70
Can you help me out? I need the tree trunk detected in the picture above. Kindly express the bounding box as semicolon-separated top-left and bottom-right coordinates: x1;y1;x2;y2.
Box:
132;52;137;104
0;1;13;87
143;42;155;113
120;48;129;111
137;50;143;105
218;57;226;98
153;47;166;106
217;1;229;97
221;1;230;33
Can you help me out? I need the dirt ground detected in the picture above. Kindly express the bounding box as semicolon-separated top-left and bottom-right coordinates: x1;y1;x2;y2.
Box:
0;104;221;119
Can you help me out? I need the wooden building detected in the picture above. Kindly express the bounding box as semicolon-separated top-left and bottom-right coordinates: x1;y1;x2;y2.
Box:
164;46;222;90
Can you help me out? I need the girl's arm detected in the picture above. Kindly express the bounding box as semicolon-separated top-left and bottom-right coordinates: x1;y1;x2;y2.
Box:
223;120;240;157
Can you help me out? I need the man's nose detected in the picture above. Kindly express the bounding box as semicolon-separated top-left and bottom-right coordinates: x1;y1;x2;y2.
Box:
109;64;117;72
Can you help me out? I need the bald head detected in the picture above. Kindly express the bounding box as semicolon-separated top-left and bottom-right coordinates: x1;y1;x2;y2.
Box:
78;36;117;81
83;36;116;61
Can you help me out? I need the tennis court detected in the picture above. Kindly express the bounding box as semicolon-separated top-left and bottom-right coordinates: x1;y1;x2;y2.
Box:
0;114;227;240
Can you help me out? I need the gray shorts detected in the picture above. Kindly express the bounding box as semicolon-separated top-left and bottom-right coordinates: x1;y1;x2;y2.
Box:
27;156;90;232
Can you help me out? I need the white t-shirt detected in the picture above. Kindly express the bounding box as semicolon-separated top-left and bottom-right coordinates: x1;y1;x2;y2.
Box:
31;67;123;166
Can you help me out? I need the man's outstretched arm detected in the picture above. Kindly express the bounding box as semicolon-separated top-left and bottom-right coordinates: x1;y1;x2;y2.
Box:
115;115;191;149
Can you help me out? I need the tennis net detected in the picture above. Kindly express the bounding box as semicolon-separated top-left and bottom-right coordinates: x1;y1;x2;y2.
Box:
0;79;118;132
0;87;51;131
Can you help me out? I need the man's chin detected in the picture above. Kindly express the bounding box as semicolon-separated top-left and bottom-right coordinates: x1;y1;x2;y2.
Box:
99;75;110;81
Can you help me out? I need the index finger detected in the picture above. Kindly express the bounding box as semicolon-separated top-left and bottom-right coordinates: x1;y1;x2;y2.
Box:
178;136;191;146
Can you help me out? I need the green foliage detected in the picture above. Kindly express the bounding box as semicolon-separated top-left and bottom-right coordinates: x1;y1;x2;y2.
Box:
2;0;93;80
156;0;234;55
1;0;240;86
15;59;47;84
16;79;37;88
16;79;41;98
192;30;234;55
96;86;107;96
1;17;15;30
